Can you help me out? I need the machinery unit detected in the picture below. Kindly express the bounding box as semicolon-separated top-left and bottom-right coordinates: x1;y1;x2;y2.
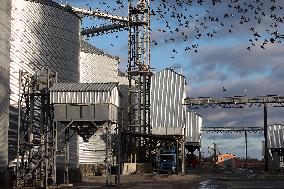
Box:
0;0;11;174
50;82;119;184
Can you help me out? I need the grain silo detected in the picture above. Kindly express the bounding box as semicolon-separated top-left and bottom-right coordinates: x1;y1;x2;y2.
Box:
80;40;119;83
0;0;11;175
78;41;129;172
150;68;187;135
9;0;81;181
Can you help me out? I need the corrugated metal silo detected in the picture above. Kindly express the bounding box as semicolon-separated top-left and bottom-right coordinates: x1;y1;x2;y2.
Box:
185;111;202;144
150;68;186;135
80;40;119;83
78;41;127;165
0;0;11;171
267;124;284;149
9;0;80;169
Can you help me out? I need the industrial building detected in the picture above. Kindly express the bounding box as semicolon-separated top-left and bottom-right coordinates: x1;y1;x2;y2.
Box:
2;0;282;188
216;153;237;168
7;0;81;185
150;69;202;171
0;0;129;186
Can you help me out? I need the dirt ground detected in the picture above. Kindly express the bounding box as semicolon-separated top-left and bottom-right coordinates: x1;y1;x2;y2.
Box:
64;168;284;189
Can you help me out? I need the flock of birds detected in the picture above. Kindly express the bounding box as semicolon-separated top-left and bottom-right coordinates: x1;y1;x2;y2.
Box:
72;0;284;56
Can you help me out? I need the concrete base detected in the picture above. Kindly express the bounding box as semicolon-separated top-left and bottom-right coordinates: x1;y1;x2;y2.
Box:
0;169;14;188
0;168;82;188
122;163;153;175
56;168;82;184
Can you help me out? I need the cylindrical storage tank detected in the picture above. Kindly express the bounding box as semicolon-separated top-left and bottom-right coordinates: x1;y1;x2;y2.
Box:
10;0;80;170
185;111;202;144
0;0;11;171
80;40;119;83
267;124;284;149
150;68;186;135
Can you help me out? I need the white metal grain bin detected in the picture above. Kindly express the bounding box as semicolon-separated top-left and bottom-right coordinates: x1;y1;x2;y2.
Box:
50;82;119;165
150;68;186;135
185;111;202;144
267;124;284;149
80;40;119;83
0;0;11;171
10;0;80;169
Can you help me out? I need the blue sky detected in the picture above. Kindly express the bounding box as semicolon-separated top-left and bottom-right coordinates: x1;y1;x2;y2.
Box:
57;0;284;159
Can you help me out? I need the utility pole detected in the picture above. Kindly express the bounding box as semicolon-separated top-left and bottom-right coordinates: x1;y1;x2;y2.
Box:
213;142;217;165
245;131;248;168
264;103;268;172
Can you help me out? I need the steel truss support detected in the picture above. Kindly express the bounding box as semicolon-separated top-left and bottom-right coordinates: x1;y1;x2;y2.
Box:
53;120;118;186
16;70;56;188
202;126;263;169
81;23;128;36
53;121;74;186
186;95;284;172
126;0;152;163
71;7;128;23
201;126;264;133
128;0;151;134
184;95;284;108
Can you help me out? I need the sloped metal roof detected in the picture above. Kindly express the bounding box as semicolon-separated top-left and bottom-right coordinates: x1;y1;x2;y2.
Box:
25;0;79;16
49;82;118;92
81;40;119;61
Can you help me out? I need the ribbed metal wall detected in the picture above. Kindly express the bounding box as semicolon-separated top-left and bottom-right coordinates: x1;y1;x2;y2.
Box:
9;0;80;168
78;42;125;164
0;0;11;170
50;85;119;106
267;124;284;149
78;124;117;164
117;74;129;131
150;69;186;133
80;40;119;83
185;111;202;143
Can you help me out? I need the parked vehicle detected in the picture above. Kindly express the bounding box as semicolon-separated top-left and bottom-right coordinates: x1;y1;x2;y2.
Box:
158;150;177;174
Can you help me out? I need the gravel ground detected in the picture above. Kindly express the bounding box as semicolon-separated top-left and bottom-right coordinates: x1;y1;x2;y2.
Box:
62;168;284;189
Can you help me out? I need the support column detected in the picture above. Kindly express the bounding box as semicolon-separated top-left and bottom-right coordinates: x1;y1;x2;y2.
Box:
52;121;57;186
64;127;70;184
176;141;179;173
181;141;185;174
264;103;268;172
245;131;248;168
198;148;201;168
